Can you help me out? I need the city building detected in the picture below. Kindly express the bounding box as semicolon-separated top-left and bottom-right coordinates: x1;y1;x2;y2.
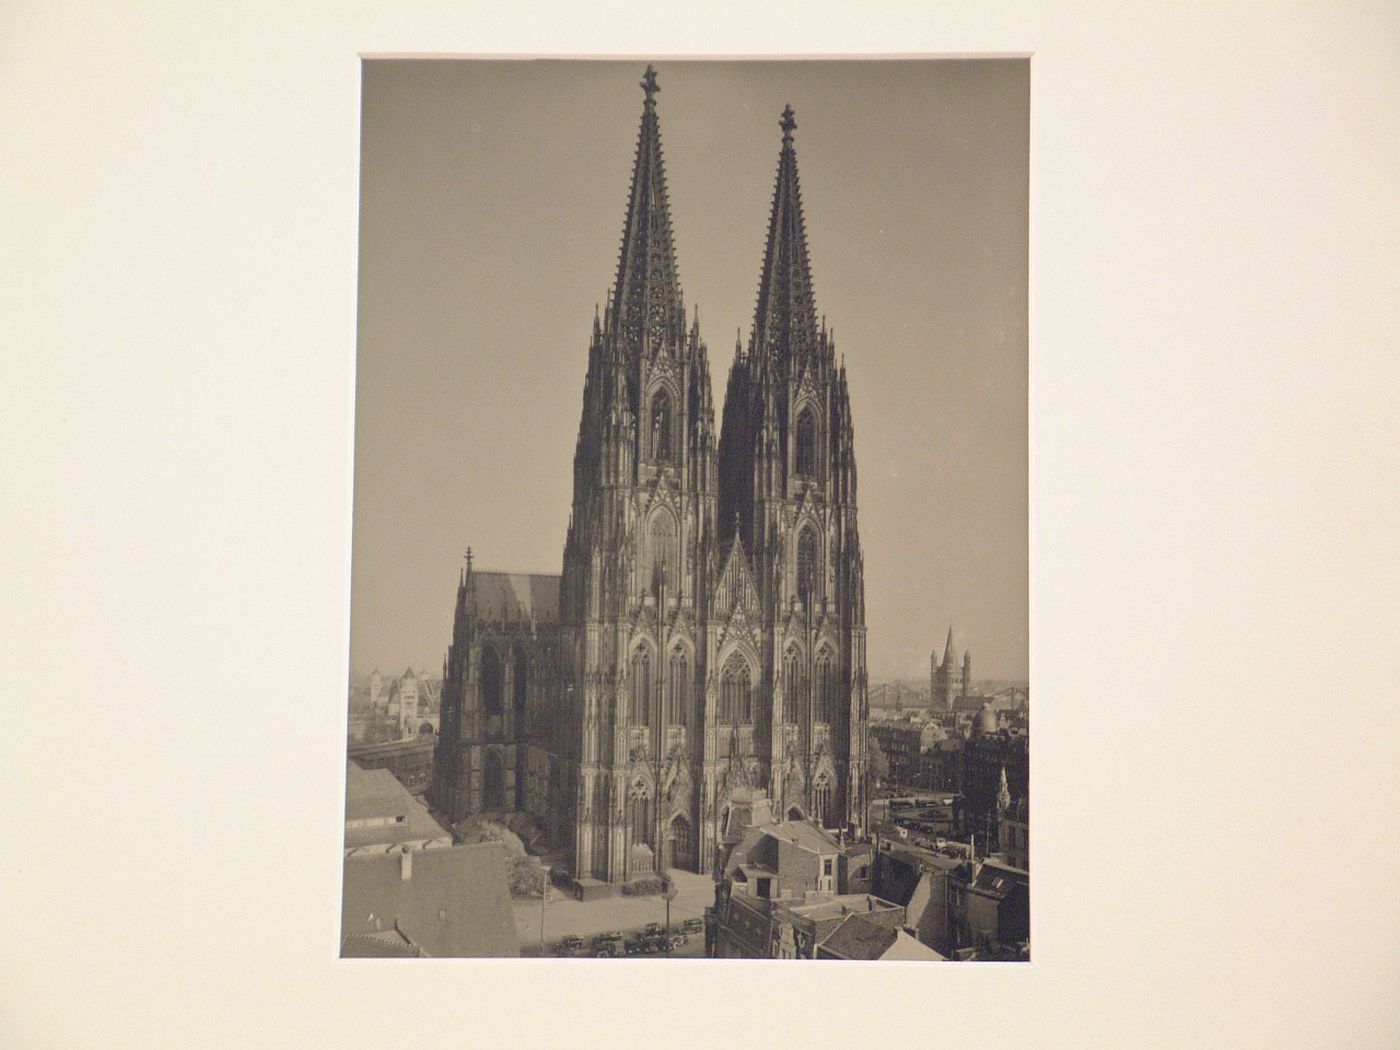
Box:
343;761;452;855
873;840;963;955
347;736;437;796
429;67;871;884
947;857;1029;958
870;715;948;787
999;796;1029;871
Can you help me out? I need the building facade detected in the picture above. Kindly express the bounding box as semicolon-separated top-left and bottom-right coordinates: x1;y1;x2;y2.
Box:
427;67;870;884
931;626;973;709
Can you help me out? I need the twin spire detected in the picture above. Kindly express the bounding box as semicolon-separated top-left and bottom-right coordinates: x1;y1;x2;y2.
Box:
610;64;684;353
609;66;819;368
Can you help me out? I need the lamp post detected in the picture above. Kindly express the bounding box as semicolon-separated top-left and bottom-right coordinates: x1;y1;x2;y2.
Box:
539;865;551;957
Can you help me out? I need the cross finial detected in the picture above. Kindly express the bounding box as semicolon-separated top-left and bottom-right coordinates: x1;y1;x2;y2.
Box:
641;65;659;103
780;104;796;142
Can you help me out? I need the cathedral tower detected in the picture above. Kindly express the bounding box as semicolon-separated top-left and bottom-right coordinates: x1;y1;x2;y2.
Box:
712;105;869;852
559;66;719;882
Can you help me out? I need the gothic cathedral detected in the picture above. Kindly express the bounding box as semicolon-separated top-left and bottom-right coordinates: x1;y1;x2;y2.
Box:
428;67;869;883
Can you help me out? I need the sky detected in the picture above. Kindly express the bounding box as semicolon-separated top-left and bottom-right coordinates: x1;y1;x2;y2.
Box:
350;58;1027;684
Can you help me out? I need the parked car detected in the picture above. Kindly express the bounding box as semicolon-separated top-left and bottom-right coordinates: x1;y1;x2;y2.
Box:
623;936;652;956
642;922;665;936
591;933;624;958
554;935;585;957
667;932;688;950
680;918;703;935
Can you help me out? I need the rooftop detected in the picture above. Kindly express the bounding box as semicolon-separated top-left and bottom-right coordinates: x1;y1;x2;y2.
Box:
344;763;451;850
340;842;519;958
469;571;560;623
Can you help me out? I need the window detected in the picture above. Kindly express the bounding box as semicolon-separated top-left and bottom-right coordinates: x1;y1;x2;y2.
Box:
797;527;820;604
814;651;835;724
513;645;528;723
668;648;688;723
720;655;752;724
782;647;801;723
630;647;652;726
480;647;503;716
649;514;675;591
795;406;816;477
650;389;672;463
822;858;834;876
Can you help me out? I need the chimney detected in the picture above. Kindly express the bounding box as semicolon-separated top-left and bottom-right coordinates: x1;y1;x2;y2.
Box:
400;849;413;881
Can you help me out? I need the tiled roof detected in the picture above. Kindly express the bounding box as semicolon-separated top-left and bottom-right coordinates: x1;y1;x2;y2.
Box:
344;763;450;849
340;842;519;958
470;572;560;622
760;819;842;854
880;930;945;961
817;912;899;960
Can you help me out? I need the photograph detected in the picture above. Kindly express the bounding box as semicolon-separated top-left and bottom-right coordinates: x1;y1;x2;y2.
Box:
343;58;1028;960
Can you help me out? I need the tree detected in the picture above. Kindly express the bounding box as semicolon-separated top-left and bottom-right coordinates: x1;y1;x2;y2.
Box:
868;735;890;787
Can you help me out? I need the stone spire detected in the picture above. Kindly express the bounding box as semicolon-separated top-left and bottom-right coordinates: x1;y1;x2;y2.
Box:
750;105;820;370
996;765;1011;814
943;625;956;667
609;64;684;357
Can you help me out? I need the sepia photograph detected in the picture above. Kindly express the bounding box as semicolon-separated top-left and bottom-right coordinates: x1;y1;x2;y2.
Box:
343;58;1028;960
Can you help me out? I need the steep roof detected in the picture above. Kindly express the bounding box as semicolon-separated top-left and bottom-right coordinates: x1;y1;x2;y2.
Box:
880;930;946;961
344;763;450;850
760;819;843;854
340;842;519;958
469;571;560;623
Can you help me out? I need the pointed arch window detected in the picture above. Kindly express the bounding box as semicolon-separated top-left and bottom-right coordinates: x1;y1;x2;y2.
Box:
649;513;676;592
630;647;652;726
668;647;689;723
797;527;821;605
481;646;503;716
650;389;673;464
813;774;833;829
795;406;817;477
814;650;835;724
512;644;528;727
782;647;802;724
719;656;753;725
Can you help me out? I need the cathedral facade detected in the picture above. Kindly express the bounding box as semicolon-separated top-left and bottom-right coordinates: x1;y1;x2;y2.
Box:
427;67;870;883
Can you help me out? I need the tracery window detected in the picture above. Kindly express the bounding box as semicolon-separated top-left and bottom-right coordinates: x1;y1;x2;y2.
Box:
650;389;672;464
630;647;652;726
795;406;816;477
814;650;835;724
782;647;802;724
719;656;753;725
649;514;676;591
481;646;503;716
668;648;689;723
797;526;820;604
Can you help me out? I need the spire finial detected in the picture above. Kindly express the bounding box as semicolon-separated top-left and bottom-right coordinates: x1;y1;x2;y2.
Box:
780;104;796;142
641;65;659;104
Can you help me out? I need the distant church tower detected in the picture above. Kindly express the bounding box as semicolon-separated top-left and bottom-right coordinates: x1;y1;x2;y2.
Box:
932;625;972;709
714;103;869;854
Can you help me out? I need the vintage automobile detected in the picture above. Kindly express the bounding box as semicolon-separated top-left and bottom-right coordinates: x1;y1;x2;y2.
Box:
642;922;665;936
623;935;652;956
553;935;586;957
591;933;624;958
680;917;704;935
667;932;688;950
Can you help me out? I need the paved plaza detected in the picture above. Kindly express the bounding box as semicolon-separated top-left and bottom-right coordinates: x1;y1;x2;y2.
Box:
514;869;714;958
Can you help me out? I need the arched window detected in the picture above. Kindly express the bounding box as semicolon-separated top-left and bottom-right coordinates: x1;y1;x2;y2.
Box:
814;650;835;724
513;645;528;721
630;647;652;726
650;389;672;464
649;513;676;592
668;648;689;723
813;776;833;828
720;656;752;725
782;647;802;724
480;647;503;716
795;406;816;476
483;750;505;810
797;527;821;604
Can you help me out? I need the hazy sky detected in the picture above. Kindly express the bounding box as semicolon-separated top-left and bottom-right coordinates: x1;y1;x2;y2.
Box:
350;58;1027;683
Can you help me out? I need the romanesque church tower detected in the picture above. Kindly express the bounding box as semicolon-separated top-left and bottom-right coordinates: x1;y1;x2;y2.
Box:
559;66;719;882
712;105;869;857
